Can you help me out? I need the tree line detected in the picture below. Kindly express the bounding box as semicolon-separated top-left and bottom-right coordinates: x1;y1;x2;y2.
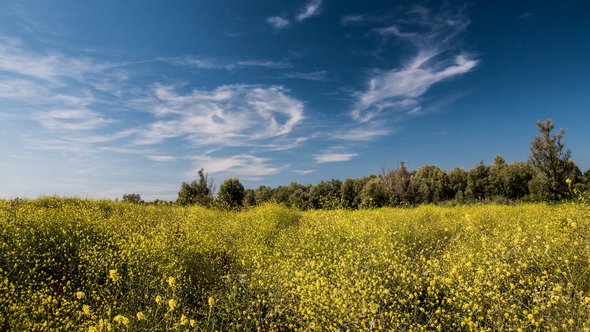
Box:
123;120;590;208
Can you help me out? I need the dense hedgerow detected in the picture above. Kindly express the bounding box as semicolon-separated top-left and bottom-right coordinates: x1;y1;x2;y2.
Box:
1;197;590;331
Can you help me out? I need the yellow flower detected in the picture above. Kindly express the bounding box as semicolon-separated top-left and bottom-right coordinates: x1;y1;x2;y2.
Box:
168;299;177;310
76;291;85;300
180;314;188;325
190;319;196;327
113;315;129;326
136;311;146;321
82;305;91;316
167;276;176;288
109;269;119;283
208;296;215;307
155;295;163;305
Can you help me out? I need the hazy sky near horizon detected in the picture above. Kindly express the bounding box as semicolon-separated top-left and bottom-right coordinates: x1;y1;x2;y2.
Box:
1;0;589;200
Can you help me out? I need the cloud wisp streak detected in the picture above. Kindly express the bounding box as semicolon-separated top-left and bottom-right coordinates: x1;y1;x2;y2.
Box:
351;5;478;122
296;0;322;22
189;154;285;181
267;0;322;30
168;56;293;70
313;151;358;164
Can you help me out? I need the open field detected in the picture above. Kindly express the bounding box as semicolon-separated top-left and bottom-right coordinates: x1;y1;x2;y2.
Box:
1;198;590;331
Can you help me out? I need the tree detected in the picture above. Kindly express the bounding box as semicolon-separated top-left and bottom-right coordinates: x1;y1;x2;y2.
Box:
505;162;534;199
487;155;508;197
529;119;575;201
465;161;489;200
309;179;342;209
217;178;245;209
177;169;214;206
360;177;387;208
122;193;143;204
409;165;452;204
341;178;364;209
381;162;412;206
449;167;468;200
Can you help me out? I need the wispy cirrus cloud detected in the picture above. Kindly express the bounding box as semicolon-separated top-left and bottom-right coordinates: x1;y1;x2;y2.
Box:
267;16;291;30
293;169;315;175
279;70;330;81
189;154;285;181
350;5;478;122
267;0;323;30
168;56;292;70
134;84;304;148
296;0;322;22
332;123;391;141
314;147;358;164
34;109;112;131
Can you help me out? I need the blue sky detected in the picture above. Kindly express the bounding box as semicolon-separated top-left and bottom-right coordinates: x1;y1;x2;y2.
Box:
1;0;589;200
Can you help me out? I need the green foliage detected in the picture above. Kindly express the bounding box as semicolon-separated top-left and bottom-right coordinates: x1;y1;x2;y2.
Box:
341;178;364;209
122;193;143;204
465;161;489;200
529;119;575;201
409;165;452;203
216;178;245;209
177;169;214;206
360;177;387;208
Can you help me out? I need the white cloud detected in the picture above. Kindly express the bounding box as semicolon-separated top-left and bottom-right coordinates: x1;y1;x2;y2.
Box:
296;0;322;22
267;16;291;30
135;84;304;148
294;169;315;175
352;5;478;122
34;109;112;131
148;155;177;162
332;124;391;141
168;56;292;70
190;154;284;181
280;70;329;81
314;152;358;164
267;0;322;30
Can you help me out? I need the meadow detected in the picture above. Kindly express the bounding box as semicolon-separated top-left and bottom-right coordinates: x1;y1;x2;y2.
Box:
1;198;590;331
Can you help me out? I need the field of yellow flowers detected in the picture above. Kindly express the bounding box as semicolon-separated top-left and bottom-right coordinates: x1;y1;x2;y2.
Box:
1;197;590;331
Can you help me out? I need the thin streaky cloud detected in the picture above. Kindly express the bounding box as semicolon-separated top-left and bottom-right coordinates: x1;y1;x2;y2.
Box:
294;169;315;175
166;56;292;70
189;154;285;181
279;70;330;81
267;16;291;30
34;109;112;131
296;0;322;22
314;152;358;164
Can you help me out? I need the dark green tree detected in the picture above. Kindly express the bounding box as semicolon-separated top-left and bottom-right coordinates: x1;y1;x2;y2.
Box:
381;162;412;205
341;178;364;209
309;179;342;209
216;178;246;209
529;119;575;201
487;155;508;197
360;176;387;208
449;167;468;200
465;161;489;200
122;193;143;204
409;165;452;203
177;168;214;206
505;162;534;199
254;186;274;205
